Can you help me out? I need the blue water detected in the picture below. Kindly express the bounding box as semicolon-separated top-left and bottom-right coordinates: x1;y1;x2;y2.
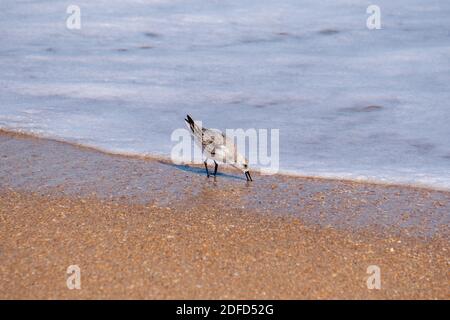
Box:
0;0;449;189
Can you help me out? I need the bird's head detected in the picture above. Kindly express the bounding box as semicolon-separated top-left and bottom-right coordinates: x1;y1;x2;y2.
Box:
231;153;252;181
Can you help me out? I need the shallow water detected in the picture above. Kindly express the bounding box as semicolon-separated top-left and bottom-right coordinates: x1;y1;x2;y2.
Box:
1;132;449;238
1;0;449;189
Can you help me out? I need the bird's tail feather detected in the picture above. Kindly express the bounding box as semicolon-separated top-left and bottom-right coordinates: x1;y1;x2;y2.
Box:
184;114;195;133
185;114;194;124
184;114;202;138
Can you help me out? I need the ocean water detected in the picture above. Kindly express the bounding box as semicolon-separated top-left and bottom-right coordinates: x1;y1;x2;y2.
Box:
1;0;449;189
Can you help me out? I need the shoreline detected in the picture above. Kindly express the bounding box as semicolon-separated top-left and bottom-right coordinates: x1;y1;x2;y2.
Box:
1;128;448;193
0;130;449;299
1;128;449;238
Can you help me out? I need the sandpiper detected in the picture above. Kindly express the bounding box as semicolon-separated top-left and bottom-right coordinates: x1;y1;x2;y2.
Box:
184;114;252;181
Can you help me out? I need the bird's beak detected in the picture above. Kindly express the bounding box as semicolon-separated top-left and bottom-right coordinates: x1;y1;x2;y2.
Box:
245;171;252;181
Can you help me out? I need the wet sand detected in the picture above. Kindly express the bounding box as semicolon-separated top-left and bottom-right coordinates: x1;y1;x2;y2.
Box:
0;130;449;299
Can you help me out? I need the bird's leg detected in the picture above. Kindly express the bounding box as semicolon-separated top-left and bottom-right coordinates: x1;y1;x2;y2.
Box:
204;159;210;177
213;160;218;177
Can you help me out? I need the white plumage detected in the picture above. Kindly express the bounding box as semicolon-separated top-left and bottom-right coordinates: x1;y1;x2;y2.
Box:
184;114;252;181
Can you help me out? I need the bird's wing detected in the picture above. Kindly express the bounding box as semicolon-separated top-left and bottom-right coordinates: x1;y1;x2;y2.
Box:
206;131;239;164
185;115;237;161
201;128;226;155
222;133;238;163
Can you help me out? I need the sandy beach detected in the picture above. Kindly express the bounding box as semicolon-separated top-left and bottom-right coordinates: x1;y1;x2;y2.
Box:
0;130;448;299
